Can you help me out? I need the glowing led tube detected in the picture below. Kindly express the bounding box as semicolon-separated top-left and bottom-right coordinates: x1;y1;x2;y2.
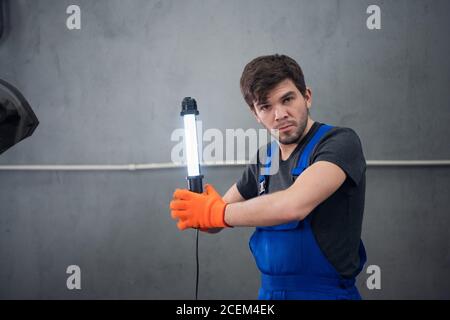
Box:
180;97;203;193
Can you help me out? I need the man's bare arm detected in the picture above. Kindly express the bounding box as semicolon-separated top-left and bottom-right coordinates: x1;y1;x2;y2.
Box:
223;161;346;227
223;183;246;204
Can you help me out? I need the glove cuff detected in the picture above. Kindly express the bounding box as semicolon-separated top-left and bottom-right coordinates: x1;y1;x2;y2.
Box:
210;200;232;228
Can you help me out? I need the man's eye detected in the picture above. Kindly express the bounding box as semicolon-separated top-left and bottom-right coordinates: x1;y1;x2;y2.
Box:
284;97;293;103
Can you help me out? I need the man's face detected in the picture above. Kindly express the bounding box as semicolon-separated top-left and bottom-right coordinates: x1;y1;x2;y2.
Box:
252;79;312;145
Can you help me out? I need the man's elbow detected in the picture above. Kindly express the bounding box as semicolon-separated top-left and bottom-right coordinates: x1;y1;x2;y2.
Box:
285;201;313;222
283;189;315;222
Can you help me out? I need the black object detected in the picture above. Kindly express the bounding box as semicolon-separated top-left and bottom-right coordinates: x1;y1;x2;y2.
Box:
0;0;4;41
187;175;203;193
180;96;199;116
181;97;203;194
0;79;39;155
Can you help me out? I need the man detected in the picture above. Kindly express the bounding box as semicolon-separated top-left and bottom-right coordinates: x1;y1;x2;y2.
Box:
170;54;367;300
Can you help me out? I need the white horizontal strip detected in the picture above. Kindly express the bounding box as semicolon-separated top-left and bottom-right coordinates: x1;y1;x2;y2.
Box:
0;160;449;171
367;160;450;166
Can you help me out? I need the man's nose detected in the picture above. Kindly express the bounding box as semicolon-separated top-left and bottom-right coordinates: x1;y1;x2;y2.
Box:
274;105;288;121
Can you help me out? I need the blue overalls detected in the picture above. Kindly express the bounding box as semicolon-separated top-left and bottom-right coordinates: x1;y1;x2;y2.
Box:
249;124;367;300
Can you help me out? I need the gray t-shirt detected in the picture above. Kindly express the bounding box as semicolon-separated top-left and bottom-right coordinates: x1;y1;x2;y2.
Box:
236;122;366;278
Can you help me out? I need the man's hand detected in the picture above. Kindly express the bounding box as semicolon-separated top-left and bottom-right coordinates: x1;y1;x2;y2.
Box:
170;184;231;231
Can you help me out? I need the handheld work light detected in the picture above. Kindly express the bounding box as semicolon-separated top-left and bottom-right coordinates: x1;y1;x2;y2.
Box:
180;97;204;300
180;97;203;193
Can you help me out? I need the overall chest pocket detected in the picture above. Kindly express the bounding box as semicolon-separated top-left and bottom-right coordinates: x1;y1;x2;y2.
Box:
249;221;304;274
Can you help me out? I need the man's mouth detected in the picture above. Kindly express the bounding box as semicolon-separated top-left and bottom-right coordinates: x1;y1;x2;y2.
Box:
277;123;295;132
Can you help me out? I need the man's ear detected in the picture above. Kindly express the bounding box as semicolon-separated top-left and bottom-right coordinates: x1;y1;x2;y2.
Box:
305;87;313;109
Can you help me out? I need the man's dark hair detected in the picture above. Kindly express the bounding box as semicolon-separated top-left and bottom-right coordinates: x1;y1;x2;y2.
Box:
240;54;307;111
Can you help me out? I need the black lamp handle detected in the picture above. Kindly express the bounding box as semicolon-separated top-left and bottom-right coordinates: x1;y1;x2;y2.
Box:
187;175;203;194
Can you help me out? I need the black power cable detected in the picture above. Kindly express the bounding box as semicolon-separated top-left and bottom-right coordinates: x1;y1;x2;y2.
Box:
195;229;199;300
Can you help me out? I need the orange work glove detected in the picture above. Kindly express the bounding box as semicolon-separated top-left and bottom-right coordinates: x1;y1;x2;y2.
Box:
170;184;231;231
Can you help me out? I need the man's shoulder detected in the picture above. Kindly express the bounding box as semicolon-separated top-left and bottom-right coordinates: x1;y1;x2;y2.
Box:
326;124;361;137
310;124;366;163
320;124;363;147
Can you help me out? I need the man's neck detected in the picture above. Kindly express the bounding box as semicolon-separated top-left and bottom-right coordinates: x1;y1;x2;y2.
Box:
279;118;315;161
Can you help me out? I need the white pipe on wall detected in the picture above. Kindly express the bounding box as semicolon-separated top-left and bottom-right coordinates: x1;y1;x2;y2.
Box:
0;160;449;171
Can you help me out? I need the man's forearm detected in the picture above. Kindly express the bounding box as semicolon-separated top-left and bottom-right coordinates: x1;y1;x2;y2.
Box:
222;161;347;228
223;188;305;227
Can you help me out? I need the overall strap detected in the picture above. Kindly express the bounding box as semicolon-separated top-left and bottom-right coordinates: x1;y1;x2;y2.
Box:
258;140;277;194
260;140;277;176
291;124;334;176
258;124;334;195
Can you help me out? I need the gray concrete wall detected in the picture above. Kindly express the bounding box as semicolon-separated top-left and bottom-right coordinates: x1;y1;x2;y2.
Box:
0;0;449;299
